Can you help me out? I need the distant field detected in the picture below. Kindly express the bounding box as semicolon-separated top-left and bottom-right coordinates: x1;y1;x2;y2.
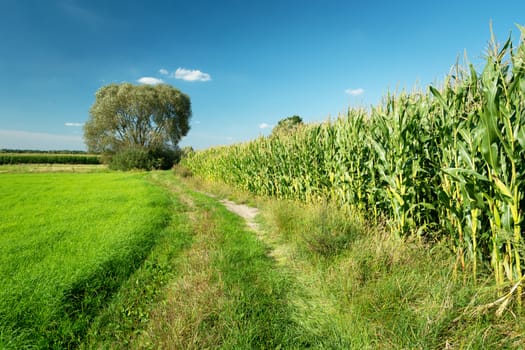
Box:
0;163;107;173
0;172;171;348
0;153;101;165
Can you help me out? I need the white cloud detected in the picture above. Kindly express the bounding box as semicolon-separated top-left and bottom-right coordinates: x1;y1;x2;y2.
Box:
137;77;164;85
64;122;83;127
159;68;169;75
174;68;211;82
345;88;364;96
259;123;272;129
0;129;85;150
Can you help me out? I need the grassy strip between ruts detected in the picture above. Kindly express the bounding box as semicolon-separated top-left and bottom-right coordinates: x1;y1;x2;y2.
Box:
127;171;313;349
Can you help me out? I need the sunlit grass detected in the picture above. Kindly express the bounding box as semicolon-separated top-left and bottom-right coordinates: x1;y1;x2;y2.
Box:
131;172;312;349
184;174;525;348
0;172;172;348
4;166;523;348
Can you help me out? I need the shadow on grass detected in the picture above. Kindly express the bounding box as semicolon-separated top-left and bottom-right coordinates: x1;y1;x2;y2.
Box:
1;227;165;349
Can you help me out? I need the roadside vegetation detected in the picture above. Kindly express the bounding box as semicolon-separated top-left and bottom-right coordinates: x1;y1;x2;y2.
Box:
179;170;525;348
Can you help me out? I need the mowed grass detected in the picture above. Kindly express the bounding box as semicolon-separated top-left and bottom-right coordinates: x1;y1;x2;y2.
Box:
0;172;172;348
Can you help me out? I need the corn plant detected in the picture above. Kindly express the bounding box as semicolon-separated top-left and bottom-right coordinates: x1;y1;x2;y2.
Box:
182;26;525;307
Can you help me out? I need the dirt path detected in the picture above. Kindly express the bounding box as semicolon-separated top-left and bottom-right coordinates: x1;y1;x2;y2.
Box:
219;199;293;266
219;199;260;231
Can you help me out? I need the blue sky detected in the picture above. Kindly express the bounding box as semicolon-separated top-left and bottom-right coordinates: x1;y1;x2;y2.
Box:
1;0;524;150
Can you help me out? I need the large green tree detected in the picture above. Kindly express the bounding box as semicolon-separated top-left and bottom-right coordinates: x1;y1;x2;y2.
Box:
84;83;191;169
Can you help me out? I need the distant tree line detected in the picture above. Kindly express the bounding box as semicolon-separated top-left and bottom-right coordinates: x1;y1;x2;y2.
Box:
0;149;90;154
0;153;101;165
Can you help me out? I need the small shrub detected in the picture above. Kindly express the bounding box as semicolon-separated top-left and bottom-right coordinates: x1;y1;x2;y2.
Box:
109;148;154;170
149;147;179;170
109;147;179;171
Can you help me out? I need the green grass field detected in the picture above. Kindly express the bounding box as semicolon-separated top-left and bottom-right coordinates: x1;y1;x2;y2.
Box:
0;171;172;348
2;166;524;349
0;163;108;173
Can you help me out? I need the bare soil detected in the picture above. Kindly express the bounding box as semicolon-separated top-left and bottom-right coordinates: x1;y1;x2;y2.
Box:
219;199;259;231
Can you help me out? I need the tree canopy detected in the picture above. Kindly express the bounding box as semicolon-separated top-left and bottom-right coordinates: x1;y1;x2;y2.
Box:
84;83;191;152
271;115;303;136
84;83;191;169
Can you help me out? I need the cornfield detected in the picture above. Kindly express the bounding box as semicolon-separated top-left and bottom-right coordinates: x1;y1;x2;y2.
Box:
182;27;525;303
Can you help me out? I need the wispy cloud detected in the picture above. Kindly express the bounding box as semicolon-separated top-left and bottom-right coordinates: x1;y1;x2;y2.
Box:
64;122;83;127
59;0;105;26
174;68;211;82
0;129;85;150
259;123;272;129
345;88;364;96
137;77;164;85
159;68;169;75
